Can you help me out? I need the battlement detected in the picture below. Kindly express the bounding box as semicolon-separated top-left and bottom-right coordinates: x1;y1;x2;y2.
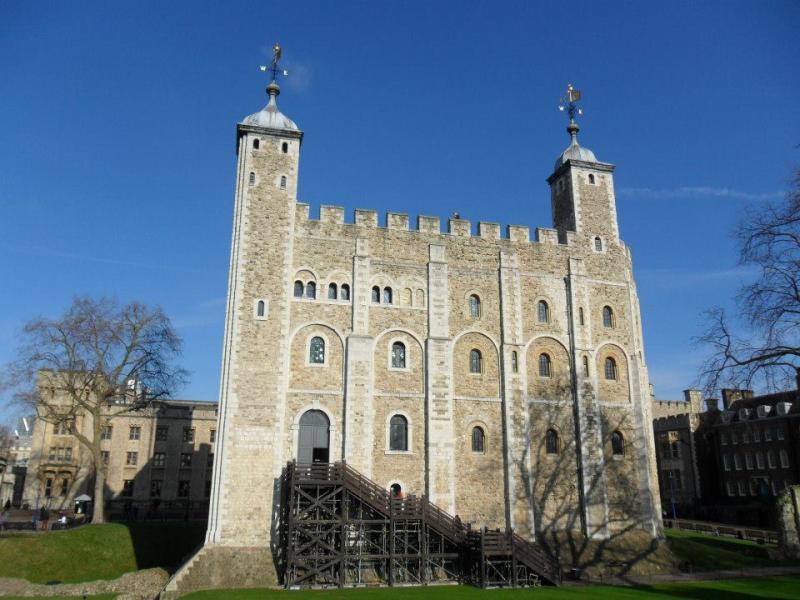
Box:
295;202;582;247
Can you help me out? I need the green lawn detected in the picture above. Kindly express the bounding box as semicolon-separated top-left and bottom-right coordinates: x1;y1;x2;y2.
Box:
0;596;116;600
0;521;205;584
181;576;800;600
664;528;792;571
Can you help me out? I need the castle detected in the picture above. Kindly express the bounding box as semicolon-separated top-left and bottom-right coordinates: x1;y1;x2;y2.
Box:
168;56;663;592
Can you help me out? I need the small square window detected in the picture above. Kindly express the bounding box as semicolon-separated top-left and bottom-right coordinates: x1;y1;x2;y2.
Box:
183;427;195;443
126;451;138;466
129;426;141;441
156;427;169;442
153;452;166;468
180;453;193;468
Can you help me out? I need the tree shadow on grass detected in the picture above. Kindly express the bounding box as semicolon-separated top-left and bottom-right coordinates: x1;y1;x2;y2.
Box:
625;579;797;600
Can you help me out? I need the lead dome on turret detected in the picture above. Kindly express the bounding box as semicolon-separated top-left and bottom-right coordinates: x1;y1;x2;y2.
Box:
554;122;596;170
241;81;299;131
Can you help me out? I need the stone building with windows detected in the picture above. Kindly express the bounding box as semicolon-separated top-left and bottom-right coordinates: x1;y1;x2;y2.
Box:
172;71;664;592
22;386;217;517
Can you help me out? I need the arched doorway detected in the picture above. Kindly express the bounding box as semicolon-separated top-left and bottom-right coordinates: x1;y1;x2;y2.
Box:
298;409;330;464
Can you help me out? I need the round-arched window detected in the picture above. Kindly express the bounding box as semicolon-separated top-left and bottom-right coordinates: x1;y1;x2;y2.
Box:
471;426;485;453
469;349;483;374
391;341;406;369
604;357;617;380
389;415;408;451
309;336;325;364
611;431;624;455
538;353;551;378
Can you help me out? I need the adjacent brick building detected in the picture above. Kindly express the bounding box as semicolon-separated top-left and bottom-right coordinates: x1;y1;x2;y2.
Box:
173;72;664;593
22;384;217;518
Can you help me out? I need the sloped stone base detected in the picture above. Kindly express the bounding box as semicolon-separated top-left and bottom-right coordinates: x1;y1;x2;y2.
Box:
162;545;278;599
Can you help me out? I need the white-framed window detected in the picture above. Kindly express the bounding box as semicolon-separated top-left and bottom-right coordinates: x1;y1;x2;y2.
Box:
768;450;777;469
538;353;552;378
537;300;550;323
254;298;268;320
387;413;410;453
602;305;615;328
753;428;761;442
737;480;746;496
390;341;407;370
745;453;754;470
756;452;765;469
780;449;790;468
469;349;483;374
734;454;742;470
308;336;326;365
726;481;736;496
469;294;481;319
723;454;731;471
471;426;486;453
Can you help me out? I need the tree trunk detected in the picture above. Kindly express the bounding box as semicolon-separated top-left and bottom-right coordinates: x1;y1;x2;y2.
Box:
92;465;105;524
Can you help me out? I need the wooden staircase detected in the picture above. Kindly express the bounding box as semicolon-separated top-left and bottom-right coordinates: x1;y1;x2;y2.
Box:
280;461;559;588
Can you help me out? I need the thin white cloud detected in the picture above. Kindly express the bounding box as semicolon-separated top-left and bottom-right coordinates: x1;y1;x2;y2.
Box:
619;187;784;201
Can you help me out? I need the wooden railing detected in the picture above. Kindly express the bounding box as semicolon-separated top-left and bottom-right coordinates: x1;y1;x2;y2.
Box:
663;518;779;544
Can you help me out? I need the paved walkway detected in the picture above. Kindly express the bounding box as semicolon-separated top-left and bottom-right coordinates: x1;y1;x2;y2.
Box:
584;564;800;586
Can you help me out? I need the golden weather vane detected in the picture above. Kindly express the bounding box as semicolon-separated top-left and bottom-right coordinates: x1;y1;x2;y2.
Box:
259;42;289;83
558;83;583;124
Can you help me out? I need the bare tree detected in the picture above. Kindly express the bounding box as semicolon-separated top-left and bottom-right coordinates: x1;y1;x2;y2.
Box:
1;297;187;523
698;169;800;394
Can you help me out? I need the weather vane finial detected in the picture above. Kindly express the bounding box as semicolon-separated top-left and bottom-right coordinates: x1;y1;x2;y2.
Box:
259;42;289;84
558;84;583;140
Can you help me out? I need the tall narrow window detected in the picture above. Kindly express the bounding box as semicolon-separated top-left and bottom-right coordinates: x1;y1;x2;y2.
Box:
603;306;615;328
582;355;589;376
249;172;255;186
537;300;550;323
469;349;483;374
469;294;481;318
340;284;350;301
511;351;518;373
253;138;260;149
280;175;287;190
538;353;552;378
546;429;559;454
780;449;790;468
588;173;595;184
471;426;485;453
383;287;393;304
328;283;337;300
611;431;624;455
309;336;325;364
256;300;266;317
579;307;585;326
306;281;316;299
282;141;288;153
294;280;304;298
389;415;408;451
371;286;380;303
604;357;617;380
391;342;406;369
594;236;602;251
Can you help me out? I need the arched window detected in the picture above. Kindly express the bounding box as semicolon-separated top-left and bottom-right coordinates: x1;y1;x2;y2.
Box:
594;236;603;251
328;283;337;300
383;287;393;304
391;341;406;369
537;300;550;323
280;175;287;190
309;336;325;364
415;289;425;307
390;482;402;498
611;431;624;455
469;294;481;318
389;415;408;451
340;284;350;301
582;355;589;376
604;357;617;380
293;281;304;298
469;349;483;374
579;307;585;326
538;353;551;378
603;306;615;328
401;288;412;306
588;173;595;184
511;351;518;373
253;138;260;149
306;281;316;299
546;429;559;455
248;172;255;186
371;286;380;303
256;300;266;317
471;426;485;453
281;142;288;154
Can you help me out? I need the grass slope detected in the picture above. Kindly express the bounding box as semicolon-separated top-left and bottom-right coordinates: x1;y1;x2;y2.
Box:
664;528;790;571
181;576;800;600
0;522;205;584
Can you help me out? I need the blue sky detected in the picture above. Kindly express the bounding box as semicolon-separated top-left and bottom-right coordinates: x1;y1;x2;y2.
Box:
1;1;798;421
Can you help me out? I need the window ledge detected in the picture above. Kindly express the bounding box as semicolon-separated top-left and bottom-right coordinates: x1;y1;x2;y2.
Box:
385;450;412;455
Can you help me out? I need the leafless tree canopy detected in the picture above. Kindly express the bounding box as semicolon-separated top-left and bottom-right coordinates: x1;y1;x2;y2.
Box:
698;169;800;393
1;296;187;521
